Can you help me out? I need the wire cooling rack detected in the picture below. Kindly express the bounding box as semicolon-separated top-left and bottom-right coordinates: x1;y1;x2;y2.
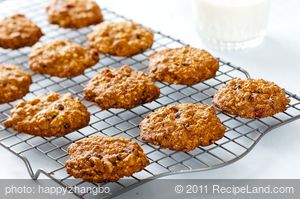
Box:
1;0;300;198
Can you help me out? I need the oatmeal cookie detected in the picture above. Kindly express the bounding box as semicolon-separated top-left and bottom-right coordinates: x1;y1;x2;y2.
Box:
84;65;160;109
0;14;43;49
65;136;149;182
29;40;99;78
149;46;219;85
46;0;103;28
87;21;154;56
0;64;32;104
3;92;90;137
213;78;290;118
140;103;225;152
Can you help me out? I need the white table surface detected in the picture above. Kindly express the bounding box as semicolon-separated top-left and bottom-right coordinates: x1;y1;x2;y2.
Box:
0;0;300;198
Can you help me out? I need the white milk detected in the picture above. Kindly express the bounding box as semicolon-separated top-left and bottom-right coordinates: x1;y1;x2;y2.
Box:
192;0;271;50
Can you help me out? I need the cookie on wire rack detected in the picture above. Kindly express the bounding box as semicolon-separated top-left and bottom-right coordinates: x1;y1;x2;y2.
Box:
46;0;104;29
140;103;226;152
29;40;99;78
148;46;219;85
3;92;90;137
65;136;149;182
84;65;160;109
213;78;290;118
87;21;154;56
0;14;43;49
0;64;32;104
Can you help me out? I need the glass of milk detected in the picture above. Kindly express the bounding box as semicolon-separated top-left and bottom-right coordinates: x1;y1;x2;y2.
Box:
192;0;271;51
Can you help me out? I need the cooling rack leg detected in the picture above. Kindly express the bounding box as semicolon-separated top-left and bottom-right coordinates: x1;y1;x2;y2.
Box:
16;154;81;198
19;155;42;180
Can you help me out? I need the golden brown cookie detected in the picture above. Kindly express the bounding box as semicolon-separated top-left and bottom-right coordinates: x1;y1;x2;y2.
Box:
87;21;154;56
213;78;290;119
65;136;149;182
149;46;219;85
0;14;43;49
29;40;99;78
140;103;225;152
3;92;90;137
46;0;103;29
0;64;32;104
84;65;160;109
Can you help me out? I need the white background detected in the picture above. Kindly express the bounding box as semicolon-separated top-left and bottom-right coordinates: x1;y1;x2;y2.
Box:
0;0;300;198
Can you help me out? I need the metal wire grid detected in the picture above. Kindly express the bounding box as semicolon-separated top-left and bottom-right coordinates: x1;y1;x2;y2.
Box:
0;0;300;198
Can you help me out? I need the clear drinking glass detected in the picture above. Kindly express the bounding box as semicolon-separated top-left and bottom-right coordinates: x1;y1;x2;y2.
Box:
192;0;271;51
